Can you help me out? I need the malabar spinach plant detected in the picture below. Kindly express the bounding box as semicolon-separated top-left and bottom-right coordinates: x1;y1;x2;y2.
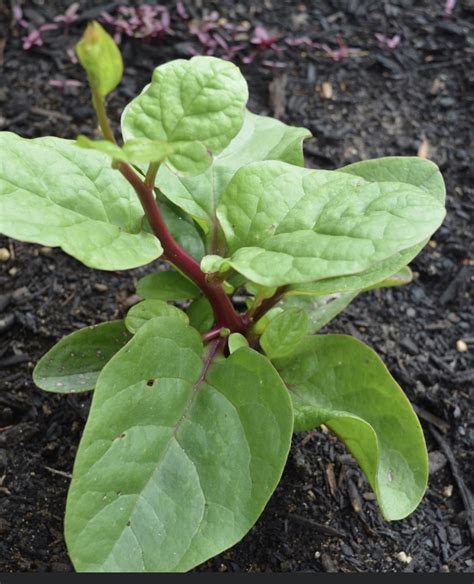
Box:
0;23;446;572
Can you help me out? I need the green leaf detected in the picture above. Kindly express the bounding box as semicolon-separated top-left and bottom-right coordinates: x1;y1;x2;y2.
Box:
340;157;446;203
290;156;445;296
275;335;428;520
228;333;249;354
187;296;214;333
33;321;131;393
136;270;200;301
76;136;174;165
65;317;293;572
75;21;123;97
0;133;162;270
260;308;308;359
122;56;248;177
279;293;358;334
288;266;413;297
217;161;445;287
364;266;412;291
157;202;205;261
153;110;311;229
125;300;189;334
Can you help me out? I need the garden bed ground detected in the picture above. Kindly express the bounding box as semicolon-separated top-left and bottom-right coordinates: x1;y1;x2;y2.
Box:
0;0;472;573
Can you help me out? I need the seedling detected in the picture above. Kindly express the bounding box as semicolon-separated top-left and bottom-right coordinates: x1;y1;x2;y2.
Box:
0;23;446;572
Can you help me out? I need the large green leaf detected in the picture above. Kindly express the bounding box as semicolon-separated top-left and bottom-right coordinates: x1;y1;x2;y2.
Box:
122;57;248;176
0;133;162;270
125;300;188;334
260;308;308;359
65;317;293;572
136;270;200;301
152;110;311;230
215;160;445;287
287;157;445;295
33;321;131;393
275;335;428;520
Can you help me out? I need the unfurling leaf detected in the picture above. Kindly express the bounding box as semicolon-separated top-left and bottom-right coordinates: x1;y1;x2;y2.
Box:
75;21;123;97
275;335;428;520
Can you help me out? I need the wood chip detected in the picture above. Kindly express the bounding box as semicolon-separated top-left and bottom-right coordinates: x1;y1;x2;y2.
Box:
417;136;430;158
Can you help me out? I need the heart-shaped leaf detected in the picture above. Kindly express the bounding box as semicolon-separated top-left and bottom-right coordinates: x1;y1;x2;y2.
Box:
216;160;445;287
152;110;311;233
275;335;428;520
0;133;162;270
122;57;248;177
125;300;188;334
136;270;200;301
33;321;131;393
65;317;293;572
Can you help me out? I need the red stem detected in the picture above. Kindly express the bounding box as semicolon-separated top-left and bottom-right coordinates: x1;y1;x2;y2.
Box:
118;162;246;334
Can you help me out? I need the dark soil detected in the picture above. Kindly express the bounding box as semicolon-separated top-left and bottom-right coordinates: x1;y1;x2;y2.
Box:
0;0;473;573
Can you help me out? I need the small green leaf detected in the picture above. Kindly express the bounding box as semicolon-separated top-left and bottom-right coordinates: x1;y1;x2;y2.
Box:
65;317;293;572
33;321;131;393
228;333;249;354
200;254;231;274
75;21;123;97
122;56;248;178
152;109;311;230
275;335;428;520
187;296;214;333
260;308;308;359
217;161;445;287
136;270;200;301
0;133;163;270
125;300;189;334
157;202;205;261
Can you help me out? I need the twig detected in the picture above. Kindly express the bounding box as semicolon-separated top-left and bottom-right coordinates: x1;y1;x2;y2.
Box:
288;513;346;538
430;427;474;540
44;465;72;479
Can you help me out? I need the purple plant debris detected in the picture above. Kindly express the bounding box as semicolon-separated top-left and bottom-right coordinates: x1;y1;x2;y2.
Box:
100;5;172;43
375;33;401;49
444;0;457;17
11;2;366;67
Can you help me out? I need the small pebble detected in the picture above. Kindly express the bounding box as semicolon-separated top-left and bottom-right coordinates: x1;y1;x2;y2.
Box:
320;81;333;99
396;551;412;564
93;283;109;293
456;339;468;352
0;247;10;262
39;246;53;255
8;267;17;276
442;484;453;498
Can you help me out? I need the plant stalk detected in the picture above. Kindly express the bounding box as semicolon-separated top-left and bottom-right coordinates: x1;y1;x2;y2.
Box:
91;88;116;143
119;162;247;334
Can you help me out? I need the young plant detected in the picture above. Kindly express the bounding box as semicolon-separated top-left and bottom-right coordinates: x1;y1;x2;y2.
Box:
0;23;446;572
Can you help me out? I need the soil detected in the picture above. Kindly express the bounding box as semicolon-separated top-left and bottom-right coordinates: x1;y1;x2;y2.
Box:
0;0;473;574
